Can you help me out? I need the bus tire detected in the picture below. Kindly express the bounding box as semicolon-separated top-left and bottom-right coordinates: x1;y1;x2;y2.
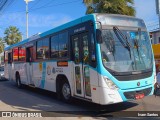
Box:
16;75;22;88
61;81;72;102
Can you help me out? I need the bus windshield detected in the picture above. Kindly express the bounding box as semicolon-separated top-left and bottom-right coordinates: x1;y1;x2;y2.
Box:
101;28;153;74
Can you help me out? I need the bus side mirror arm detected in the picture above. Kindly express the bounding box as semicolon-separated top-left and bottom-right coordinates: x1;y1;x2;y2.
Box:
96;29;103;43
95;21;103;43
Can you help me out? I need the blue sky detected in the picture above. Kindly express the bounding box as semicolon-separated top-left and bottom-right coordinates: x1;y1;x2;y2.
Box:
0;0;158;39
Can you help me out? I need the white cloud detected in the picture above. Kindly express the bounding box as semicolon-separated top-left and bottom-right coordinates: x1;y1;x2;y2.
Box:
0;13;72;28
0;13;72;37
29;14;71;27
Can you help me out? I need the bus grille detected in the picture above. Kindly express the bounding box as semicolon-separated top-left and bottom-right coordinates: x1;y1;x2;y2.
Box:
123;87;152;100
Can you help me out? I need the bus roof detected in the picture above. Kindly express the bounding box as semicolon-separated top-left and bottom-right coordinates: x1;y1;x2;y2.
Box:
4;13;144;51
4;14;96;51
96;14;145;28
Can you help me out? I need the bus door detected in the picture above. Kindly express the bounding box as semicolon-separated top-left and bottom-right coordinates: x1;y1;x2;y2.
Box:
26;47;34;85
8;52;12;80
72;32;91;99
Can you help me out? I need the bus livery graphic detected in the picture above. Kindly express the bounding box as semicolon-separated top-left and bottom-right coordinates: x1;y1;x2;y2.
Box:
4;14;156;105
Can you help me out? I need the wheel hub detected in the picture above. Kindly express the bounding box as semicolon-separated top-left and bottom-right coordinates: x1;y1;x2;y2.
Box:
62;83;71;100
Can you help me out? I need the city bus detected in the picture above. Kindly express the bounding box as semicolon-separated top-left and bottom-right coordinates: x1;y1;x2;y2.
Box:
4;14;156;105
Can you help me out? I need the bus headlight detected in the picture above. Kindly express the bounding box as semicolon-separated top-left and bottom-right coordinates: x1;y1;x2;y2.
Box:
103;76;118;90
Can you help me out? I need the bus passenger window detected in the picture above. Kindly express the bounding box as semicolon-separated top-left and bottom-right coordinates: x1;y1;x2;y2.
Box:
51;35;59;58
43;38;49;59
8;52;12;64
59;32;68;58
51;32;68;59
37;40;43;59
4;51;8;63
13;48;18;61
36;38;49;59
26;47;34;62
19;47;26;61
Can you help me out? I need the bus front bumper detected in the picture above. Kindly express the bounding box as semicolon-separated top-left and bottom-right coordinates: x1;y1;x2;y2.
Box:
118;85;154;101
97;85;154;105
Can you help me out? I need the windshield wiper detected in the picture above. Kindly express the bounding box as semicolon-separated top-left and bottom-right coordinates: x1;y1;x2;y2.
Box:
113;26;132;58
113;26;131;49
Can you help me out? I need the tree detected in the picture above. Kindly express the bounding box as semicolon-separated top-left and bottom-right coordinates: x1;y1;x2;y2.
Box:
0;37;4;53
83;0;135;16
4;26;22;45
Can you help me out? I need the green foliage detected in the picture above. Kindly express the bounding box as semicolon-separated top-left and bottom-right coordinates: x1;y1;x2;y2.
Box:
4;26;22;45
83;0;135;16
0;37;4;53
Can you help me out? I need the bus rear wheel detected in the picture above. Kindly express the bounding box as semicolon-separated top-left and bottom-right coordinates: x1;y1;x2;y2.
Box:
16;75;22;88
61;81;72;102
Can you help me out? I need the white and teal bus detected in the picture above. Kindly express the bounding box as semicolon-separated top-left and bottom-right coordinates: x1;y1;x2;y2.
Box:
4;14;156;105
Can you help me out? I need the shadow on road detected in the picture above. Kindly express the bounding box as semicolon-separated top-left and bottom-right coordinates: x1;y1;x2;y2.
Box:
154;88;160;96
0;79;8;82
0;80;139;117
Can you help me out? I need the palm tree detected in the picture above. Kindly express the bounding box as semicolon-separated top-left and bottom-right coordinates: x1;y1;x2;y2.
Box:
83;0;135;16
4;26;22;45
0;37;5;53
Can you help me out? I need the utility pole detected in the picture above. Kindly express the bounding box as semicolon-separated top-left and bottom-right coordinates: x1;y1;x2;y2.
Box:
24;0;33;38
159;14;160;29
156;0;160;29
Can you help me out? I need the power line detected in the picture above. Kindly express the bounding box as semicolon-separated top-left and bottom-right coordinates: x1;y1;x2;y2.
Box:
0;0;9;12
29;0;43;10
0;0;81;34
0;0;17;19
30;0;56;11
2;0;80;14
0;0;16;14
29;0;80;12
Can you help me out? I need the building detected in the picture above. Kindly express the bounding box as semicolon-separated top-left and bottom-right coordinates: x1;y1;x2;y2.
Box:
150;29;160;44
150;29;160;70
0;52;4;66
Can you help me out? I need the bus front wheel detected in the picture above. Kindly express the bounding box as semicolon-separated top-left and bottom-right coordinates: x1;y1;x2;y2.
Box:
61;81;72;102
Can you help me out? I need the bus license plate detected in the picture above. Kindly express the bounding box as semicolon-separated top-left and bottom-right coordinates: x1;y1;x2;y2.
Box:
135;93;144;99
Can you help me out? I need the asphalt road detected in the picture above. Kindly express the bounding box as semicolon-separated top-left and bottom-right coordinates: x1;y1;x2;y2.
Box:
0;80;160;119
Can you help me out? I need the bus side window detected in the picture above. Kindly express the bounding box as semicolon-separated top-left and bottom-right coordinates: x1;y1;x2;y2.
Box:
4;51;8;63
51;35;59;58
8;52;12;64
36;38;49;59
19;46;26;61
36;40;43;59
42;38;49;59
27;51;32;62
59;32;68;58
13;48;18;61
26;47;34;62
